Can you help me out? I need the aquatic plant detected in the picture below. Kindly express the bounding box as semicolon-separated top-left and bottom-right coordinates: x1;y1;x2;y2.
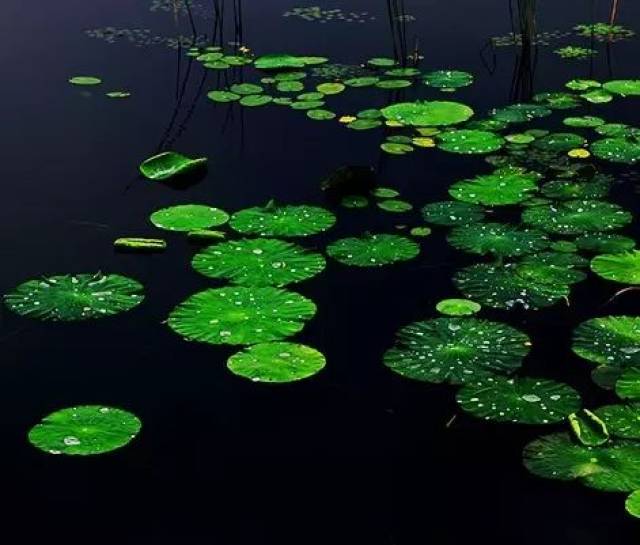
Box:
596;405;640;440
554;46;596;60
574;23;635;42
448;223;549;257
421;201;485;226
591;138;640;164
423;70;473;90
591;251;640;285
168;286;316;345
435;298;481;316
4;273;144;321
569;409;610;446
381;101;474;126
616;368;640;401
114;238;167;252
326;234;419;267
139;151;207;181
449;167;540;206
68;76;101;85
28;406;141;455
576;233;636;254
227;342;326;382
150;204;229;231
572;316;640;368
230;203;335;237
437;130;505;154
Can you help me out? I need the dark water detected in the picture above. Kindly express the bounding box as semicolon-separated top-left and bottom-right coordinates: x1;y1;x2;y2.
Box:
2;1;640;543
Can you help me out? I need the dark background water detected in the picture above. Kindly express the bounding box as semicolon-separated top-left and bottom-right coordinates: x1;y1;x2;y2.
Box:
1;1;640;543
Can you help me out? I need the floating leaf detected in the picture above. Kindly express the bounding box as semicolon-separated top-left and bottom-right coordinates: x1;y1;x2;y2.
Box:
376;79;413;89
448;223;549;257
591;251;640;285
316;82;345;95
230;83;263;95
207;90;241;103
230;204;335;237
344;77;380;87
106;91;130;98
421;201;485;225
347;119;382;130
533;92;581;109
191;238;325;287
457;376;581;424
4;273;144;321
276;81;304;93
491;103;551;123
595;404;640;440
449;167;540;206
69;76;101;86
534;132;586;153
240;95;273;107
377;199;413;212
150;204;229;232
563;116;605;128
569;409;610;446
371;187;400;198
626;491;640;519
227;342;325;383
367;57;396;67
505;133;535;144
381;142;413;155
254;54;306;70
522;200;631;235
139;151;207;181
423;70;473;89
306;109;336;121
340;195;368;208
572;316;640;368
381;101;474;127
540;179;609;200
454;263;570;310
435;298;481;316
592;365;623;391
581;89;613;104
113;238;166;252
168;286;316;345
326;234;419;267
616;367;640;401
576;233;636;253
384;317;530;385
28;406;141;456
290;100;325;110
437;129;504;154
187;229;226;241
603;80;640;96
410;226;432;237
565;79;601;91
591;138;640;164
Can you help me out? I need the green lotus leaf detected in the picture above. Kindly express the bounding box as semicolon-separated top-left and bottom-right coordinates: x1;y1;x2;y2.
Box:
139;151;207;181
316;82;345;95
563;116;605;128
448;223;549;257
595;404;640;440
421;201;485;225
196;52;223;62
276;81;305;93
505;133;535;144
523;432;640;492
457;376;581;424
207;90;241;103
466;119;509;131
423;70;473;89
222;55;252;67
377;199;413;212
540;179;610;200
290;100;325;110
572;316;640;367
435;298;481;316
240;95;273;107
326;234;419;267
449;167;540;206
274;71;306;81
520;250;588;269
28;406;141;456
576;233;636;254
203;60;230;70
340;195;369;208
518;254;586;284
371;187;400;198
367;57;396;67
69;76;101;86
565;79;601;91
4;273;144;321
454;263;570;310
168;286;316;345
375;79;413;89
437;129;504;154
380;142;414;155
383;317;530;385
191;238;325;287
533;132;587;152
490;103;551;123
595;123;635;137
555;46;596;59
347;119;382;130
297;56;328;65
581;89;613;104
344;77;380;87
187;229;226;241
227;342;325;383
254;54;307;70
410;226;432;237
381;101;474;127
591;138;640;164
150;204;229;232
230;204;335;237
230;83;263;95
603;80;640;96
616;367;640;401
522;200;631;235
106;91;130;98
114;238;166;252
385;68;421;77
533;92;581;109
550;240;578;253
357;109;383;119
306;109;336;121
626;490;640;518
273;97;293;106
297;92;323;101
569;409;610;446
591;251;640;285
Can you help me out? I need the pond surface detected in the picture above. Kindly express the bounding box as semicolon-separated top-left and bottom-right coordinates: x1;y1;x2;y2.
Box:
2;0;640;543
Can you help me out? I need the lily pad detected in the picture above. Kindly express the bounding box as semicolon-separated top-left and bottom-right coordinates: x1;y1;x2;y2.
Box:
591;251;640;285
448;223;548;257
435;298;481;316
591;138;640;164
4;273;144;321
595;404;640;440
230;83;263;95
381;142;413;155
168;286;316;345
254;54;306;70
381;101;474;127
230;204;335;237
326;234;419;267
139;151;207;181
376;79;413;89
150;204;229;232
457;376;581;424
626;490;640;518
114;238;166;252
340;195;369;208
449;167;540;206
69;76;101;86
28;406;141;456
491;103;551;123
191;238;325;286
437;129;504;154
377;199;413;212
563;116;605;128
240;95;273;107
540;179;610;201
616;367;640;401
603;80;640;96
454;263;570;310
344;77;380;87
276;81;305;93
316;82;345;95
572;316;640;367
421;201;485;225
522;200;631;235
423;70;473;89
576;233;636;254
307;109;336;121
534;133;586;153
227;342;325;383
523;432;640;492
383;317;530;385
367;57;396;67
207;90;241;103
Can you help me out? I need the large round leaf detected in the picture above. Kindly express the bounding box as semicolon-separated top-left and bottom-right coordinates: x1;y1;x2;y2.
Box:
421;201;485;225
230;204;335;237
591;138;640;164
603;80;640;96
616;367;640;401
591;251;640;285
423;70;473;89
168;287;316;345
150;204;229;232
572;316;640;367
449;167;540;206
437;130;504;154
447;223;549;257
384;317;530;385
381;101;474;127
326;234;419;267
139;152;207;181
595;404;640;440
4;273;144;321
